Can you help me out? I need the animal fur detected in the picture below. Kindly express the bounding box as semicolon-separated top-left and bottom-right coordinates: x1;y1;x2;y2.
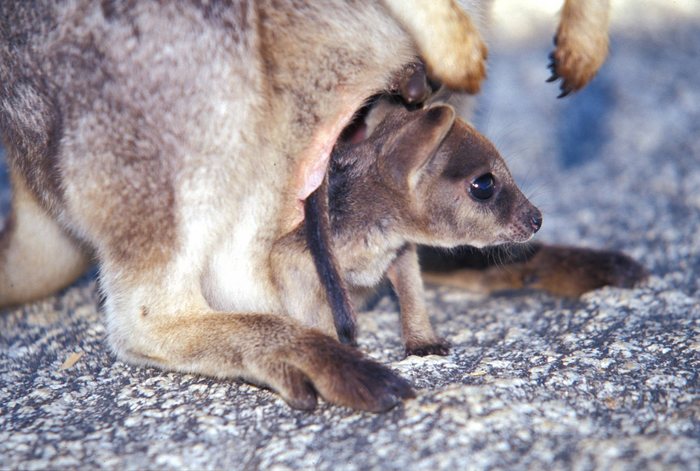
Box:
0;0;623;411
300;0;616;345
548;0;611;97
276;102;542;356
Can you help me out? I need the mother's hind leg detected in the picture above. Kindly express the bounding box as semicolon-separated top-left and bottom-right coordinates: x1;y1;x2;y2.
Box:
0;170;89;307
100;252;414;412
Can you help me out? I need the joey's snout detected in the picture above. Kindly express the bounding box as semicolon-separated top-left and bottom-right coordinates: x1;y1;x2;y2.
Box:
528;208;543;233
508;202;543;242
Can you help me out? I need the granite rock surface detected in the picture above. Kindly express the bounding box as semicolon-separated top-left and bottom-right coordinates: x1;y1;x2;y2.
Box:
1;2;699;470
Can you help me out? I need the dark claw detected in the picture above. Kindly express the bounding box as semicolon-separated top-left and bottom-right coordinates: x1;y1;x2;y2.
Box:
547;53;559;84
557;86;572;99
548;51;573;98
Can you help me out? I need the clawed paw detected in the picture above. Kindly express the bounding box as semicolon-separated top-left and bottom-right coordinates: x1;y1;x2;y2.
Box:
405;338;451;357
546;49;572;99
547;28;609;98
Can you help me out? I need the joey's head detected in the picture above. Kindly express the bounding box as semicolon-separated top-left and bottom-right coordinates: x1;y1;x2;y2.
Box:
367;103;542;248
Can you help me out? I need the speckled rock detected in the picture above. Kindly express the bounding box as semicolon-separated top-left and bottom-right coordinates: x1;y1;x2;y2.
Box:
1;3;699;470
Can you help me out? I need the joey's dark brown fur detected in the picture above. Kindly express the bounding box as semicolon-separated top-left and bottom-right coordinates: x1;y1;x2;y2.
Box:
274;102;542;355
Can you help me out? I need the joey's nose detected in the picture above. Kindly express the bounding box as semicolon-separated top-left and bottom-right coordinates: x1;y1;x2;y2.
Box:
529;211;543;233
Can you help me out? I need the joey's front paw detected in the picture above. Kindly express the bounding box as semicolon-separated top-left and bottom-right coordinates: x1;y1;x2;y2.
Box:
276;332;415;412
405;338;451;358
547;27;608;98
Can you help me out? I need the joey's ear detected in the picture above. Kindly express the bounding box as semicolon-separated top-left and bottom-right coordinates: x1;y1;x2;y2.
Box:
379;105;456;190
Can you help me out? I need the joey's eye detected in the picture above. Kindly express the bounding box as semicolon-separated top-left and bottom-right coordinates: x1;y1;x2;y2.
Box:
469;173;495;200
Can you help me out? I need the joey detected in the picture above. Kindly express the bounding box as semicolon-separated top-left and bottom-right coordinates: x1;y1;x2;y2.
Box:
274;102;541;355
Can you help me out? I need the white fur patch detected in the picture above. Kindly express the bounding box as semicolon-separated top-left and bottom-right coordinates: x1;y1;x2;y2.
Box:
201;203;279;314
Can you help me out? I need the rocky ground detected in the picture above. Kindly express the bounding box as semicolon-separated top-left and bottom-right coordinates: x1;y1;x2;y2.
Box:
1;2;698;470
